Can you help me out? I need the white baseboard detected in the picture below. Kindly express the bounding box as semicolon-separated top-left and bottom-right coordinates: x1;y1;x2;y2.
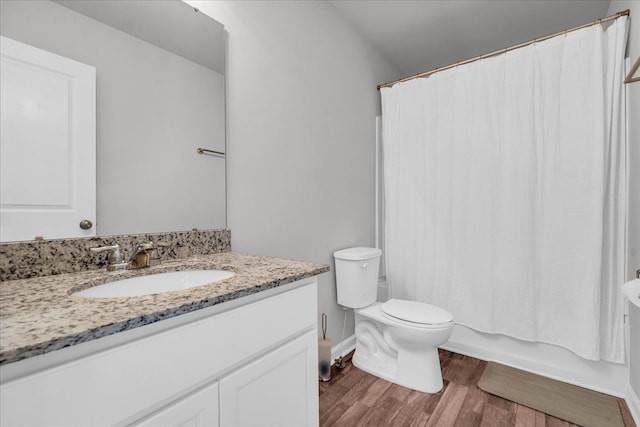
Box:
331;334;355;365
626;384;640;425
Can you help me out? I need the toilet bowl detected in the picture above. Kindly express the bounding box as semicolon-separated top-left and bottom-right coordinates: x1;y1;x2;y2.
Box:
353;301;453;393
334;247;454;393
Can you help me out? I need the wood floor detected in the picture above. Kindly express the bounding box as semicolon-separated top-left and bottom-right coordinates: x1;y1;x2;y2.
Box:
319;350;636;427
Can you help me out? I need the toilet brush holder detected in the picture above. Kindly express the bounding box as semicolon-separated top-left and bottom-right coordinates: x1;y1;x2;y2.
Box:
319;338;332;381
319;313;332;381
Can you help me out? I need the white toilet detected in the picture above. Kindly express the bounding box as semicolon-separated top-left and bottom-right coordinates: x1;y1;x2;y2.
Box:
334;247;454;393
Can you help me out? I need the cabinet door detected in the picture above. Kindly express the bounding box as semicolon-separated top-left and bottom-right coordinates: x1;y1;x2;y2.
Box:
219;330;318;427
133;382;219;427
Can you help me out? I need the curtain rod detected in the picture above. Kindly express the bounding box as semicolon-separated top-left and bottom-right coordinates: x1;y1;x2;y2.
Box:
377;9;631;90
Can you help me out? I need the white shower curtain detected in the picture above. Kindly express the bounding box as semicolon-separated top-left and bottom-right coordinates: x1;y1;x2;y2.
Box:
381;16;628;362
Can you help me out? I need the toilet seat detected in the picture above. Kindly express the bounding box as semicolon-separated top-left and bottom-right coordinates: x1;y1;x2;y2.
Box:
381;299;453;327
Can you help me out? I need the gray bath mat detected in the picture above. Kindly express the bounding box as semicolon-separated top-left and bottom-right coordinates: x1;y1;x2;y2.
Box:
478;362;624;427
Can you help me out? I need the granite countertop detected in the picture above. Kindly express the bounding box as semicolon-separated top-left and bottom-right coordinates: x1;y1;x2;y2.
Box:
0;252;329;365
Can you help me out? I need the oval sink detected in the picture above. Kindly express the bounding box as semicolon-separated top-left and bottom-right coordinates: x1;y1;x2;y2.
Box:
72;270;235;298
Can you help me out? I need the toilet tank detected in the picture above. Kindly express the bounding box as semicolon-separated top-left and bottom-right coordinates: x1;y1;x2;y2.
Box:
334;247;382;308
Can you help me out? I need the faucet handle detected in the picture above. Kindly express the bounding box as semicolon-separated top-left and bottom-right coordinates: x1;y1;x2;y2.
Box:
90;244;120;253
90;244;129;271
135;242;155;251
148;241;170;266
129;241;172;269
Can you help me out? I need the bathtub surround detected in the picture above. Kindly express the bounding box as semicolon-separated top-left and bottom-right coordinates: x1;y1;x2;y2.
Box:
382;15;628;363
0;229;230;281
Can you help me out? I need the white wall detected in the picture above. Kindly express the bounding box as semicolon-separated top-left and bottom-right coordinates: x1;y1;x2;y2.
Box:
0;0;226;237
607;2;640;282
188;1;399;346
609;1;640;420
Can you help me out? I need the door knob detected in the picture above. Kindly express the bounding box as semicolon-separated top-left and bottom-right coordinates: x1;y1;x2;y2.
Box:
79;219;93;230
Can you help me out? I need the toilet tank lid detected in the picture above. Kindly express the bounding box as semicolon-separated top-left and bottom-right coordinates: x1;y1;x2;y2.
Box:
334;247;382;261
382;299;454;325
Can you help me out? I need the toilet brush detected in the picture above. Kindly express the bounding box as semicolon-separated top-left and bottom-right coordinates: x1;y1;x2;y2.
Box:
318;313;332;381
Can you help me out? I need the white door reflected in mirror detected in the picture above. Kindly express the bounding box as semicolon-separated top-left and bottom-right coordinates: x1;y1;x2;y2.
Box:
0;36;96;242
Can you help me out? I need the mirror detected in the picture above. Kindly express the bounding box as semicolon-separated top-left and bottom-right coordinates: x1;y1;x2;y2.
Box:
0;0;225;241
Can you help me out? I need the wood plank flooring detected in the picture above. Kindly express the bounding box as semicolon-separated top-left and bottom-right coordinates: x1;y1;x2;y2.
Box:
319;349;636;427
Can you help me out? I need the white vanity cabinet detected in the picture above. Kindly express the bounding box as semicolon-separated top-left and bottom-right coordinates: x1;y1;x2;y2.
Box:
0;279;319;427
219;330;317;426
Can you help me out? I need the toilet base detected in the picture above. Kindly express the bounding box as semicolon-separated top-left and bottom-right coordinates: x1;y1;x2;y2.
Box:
353;303;450;394
352;343;445;393
395;346;444;393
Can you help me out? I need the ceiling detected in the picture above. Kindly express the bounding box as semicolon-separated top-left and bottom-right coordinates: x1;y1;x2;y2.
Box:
329;0;612;80
54;0;225;74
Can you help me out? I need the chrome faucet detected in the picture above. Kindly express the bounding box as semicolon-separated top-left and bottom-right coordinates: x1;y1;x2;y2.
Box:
90;244;129;271
129;241;170;269
90;241;170;271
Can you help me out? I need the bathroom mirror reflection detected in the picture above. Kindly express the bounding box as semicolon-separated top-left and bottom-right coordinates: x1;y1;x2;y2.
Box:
0;0;226;241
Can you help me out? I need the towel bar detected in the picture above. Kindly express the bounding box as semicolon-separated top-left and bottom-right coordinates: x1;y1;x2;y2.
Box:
196;147;225;157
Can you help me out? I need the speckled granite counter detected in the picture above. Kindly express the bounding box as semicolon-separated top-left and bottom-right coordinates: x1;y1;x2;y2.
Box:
0;229;232;281
0;252;329;365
